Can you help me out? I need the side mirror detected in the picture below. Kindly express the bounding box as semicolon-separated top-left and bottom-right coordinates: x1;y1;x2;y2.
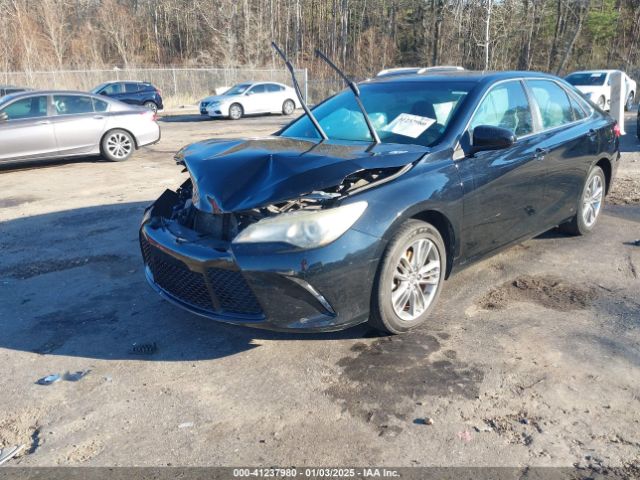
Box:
0;112;8;122
471;125;516;153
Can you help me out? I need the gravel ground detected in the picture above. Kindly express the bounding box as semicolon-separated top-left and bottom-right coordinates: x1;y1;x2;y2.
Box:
0;110;638;471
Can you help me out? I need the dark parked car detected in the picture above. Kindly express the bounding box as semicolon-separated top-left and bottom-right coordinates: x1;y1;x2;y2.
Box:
0;85;29;98
140;70;619;334
91;81;163;113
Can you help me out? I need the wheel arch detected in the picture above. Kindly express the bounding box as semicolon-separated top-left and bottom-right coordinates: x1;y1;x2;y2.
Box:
409;209;456;279
595;157;612;194
101;128;138;151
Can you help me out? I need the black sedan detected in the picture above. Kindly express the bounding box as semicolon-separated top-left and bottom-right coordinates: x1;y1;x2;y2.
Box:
140;70;619;334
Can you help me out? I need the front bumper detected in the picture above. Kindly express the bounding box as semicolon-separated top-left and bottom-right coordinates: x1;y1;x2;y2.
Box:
140;190;383;331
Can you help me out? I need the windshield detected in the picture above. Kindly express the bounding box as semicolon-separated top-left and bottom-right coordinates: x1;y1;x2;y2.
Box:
90;83;108;94
565;73;607;86
224;83;252;96
280;81;474;147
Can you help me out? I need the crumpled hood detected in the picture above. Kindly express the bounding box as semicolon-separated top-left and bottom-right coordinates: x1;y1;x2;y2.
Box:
177;136;429;213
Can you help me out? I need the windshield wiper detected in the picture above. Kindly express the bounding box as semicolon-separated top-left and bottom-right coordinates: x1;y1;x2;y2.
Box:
314;49;381;144
271;42;327;141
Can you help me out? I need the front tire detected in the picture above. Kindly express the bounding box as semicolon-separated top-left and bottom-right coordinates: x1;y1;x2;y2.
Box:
228;103;243;120
369;220;446;334
282;99;295;115
596;96;606;110
101;129;135;162
559;166;605;236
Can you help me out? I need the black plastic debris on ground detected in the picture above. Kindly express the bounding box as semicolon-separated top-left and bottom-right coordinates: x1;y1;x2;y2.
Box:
63;370;91;382
130;342;158;355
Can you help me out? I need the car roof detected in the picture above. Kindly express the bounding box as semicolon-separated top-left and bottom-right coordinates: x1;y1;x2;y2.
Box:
0;90;116;103
567;70;616;75
367;70;561;86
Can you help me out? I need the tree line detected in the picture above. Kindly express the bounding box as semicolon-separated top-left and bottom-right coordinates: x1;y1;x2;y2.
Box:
1;0;639;79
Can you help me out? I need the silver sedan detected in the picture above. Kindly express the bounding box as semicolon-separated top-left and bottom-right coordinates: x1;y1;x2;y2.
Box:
0;90;160;163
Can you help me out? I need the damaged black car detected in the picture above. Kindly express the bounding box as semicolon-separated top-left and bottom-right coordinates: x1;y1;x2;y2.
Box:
140;53;619;334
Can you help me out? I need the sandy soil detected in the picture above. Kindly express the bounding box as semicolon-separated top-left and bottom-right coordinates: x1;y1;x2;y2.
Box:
0;110;638;472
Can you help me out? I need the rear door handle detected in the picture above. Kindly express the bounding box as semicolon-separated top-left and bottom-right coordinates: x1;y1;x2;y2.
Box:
587;129;597;139
93;115;104;120
534;148;548;160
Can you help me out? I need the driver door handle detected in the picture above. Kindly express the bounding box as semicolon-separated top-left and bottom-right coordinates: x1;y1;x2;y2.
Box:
534;148;548;161
36;120;51;125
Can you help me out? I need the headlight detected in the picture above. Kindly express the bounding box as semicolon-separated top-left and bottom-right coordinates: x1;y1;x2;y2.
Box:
233;201;368;249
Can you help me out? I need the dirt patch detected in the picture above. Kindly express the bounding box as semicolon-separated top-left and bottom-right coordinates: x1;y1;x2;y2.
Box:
478;275;597;311
326;334;483;433
62;439;104;464
607;176;640;205
483;411;547;446
0;254;124;279
0;410;42;458
0;195;40;208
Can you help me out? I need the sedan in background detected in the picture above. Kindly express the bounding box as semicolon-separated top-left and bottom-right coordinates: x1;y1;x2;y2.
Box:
0;85;30;98
91;81;164;113
565;70;636;111
0;90;160;164
141;71;619;334
199;82;300;120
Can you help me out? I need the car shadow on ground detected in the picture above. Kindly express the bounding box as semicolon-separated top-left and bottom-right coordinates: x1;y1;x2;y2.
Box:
620;111;638;153
0;156;107;173
159;113;212;123
0;202;382;363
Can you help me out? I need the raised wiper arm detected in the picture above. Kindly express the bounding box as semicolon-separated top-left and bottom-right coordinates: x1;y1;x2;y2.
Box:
314;49;381;144
271;42;327;141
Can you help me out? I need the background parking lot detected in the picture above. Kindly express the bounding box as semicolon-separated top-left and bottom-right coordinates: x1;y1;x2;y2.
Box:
1;111;639;469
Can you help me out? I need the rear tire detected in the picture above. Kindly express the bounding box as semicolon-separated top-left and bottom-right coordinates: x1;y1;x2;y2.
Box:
558;166;605;236
143;101;158;113
369;220;446;334
282;99;295;115
229;103;243;120
101;129;135;162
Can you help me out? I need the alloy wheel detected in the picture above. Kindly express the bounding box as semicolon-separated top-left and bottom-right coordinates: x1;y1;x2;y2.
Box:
229;104;242;120
582;174;603;228
391;238;441;321
106;132;133;160
283;100;295;115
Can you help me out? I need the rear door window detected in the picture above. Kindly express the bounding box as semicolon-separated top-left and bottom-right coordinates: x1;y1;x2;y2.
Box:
53;95;94;115
527;80;574;129
265;84;281;93
125;83;141;93
93;98;109;112
470;81;534;137
1;96;48;120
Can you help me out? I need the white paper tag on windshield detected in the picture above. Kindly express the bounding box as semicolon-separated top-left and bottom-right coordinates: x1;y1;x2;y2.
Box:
382;113;436;138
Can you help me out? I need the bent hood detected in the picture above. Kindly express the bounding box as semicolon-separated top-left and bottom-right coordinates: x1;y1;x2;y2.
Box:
177;136;429;213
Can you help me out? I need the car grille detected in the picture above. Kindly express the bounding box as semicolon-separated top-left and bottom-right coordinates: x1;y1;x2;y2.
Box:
141;234;263;316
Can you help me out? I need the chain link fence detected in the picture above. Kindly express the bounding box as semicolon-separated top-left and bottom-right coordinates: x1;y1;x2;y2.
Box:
1;67;315;109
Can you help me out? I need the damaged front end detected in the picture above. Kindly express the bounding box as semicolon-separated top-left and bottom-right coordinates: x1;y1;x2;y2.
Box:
140;137;427;331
